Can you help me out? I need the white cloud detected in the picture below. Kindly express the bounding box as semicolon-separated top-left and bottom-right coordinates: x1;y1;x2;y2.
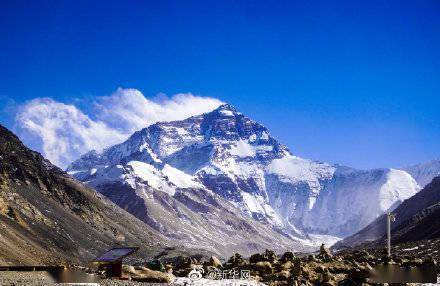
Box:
15;88;223;168
94;88;223;134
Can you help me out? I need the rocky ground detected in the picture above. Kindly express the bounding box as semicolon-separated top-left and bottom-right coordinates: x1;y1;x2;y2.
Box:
167;241;439;285
0;271;54;286
116;239;439;285
0;240;439;285
342;238;440;262
98;280;165;286
0;271;164;286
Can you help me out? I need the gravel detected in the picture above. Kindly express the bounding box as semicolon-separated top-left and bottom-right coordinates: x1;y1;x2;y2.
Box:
0;271;169;286
99;279;167;286
0;271;55;286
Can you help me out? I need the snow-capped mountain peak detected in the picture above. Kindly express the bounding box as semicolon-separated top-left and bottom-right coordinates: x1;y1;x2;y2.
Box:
67;104;424;249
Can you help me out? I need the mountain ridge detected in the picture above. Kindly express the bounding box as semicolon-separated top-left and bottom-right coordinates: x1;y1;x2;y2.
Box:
67;104;438;249
403;159;440;188
0;124;169;265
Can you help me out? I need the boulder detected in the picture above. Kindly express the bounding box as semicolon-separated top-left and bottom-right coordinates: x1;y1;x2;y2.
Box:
173;256;192;269
253;261;273;274
227;253;245;267
320;243;332;258
319;269;332;283
275;270;290;281
328;265;351;274
165;264;173;274
301;267;310;280
131;267;175;283
315;265;325;273
280;251;295;263
209;256;222;268
250;253;265;263
291;259;302;276
280;261;293;271
264;249;278;263
352;250;375;263
122;265;137;275
250;250;278;263
145;259;164;271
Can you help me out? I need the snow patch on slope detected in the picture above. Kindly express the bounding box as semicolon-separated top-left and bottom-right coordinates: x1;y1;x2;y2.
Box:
162;164;202;188
379;169;419;210
126;161;175;195
241;192;283;226
229;140;256;157
266;156;336;194
302;234;342;248
219;109;235;117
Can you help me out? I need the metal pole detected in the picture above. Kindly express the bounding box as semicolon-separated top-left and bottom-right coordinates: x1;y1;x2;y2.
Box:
387;212;391;257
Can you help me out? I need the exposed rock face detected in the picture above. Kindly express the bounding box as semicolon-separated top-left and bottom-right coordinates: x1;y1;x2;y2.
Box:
68;104;421;249
0;124;166;265
335;176;440;248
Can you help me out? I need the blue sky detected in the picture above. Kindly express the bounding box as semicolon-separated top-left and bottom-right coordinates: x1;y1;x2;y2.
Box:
1;0;439;169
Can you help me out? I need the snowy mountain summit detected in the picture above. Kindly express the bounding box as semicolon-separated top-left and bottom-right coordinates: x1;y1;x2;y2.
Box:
68;104;426;251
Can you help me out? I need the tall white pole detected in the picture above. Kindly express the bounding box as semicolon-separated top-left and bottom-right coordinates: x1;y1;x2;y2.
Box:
387;212;391;257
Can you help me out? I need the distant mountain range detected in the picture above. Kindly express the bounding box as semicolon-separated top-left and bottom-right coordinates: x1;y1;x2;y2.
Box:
403;160;440;190
66;104;440;250
334;175;440;249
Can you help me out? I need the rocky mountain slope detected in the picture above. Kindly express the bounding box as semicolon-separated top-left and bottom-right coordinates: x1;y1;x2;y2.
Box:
334;176;440;248
0;124;167;265
67;104;424;247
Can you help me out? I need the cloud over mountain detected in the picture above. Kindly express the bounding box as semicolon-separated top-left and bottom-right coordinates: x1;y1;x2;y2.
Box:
15;88;223;168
